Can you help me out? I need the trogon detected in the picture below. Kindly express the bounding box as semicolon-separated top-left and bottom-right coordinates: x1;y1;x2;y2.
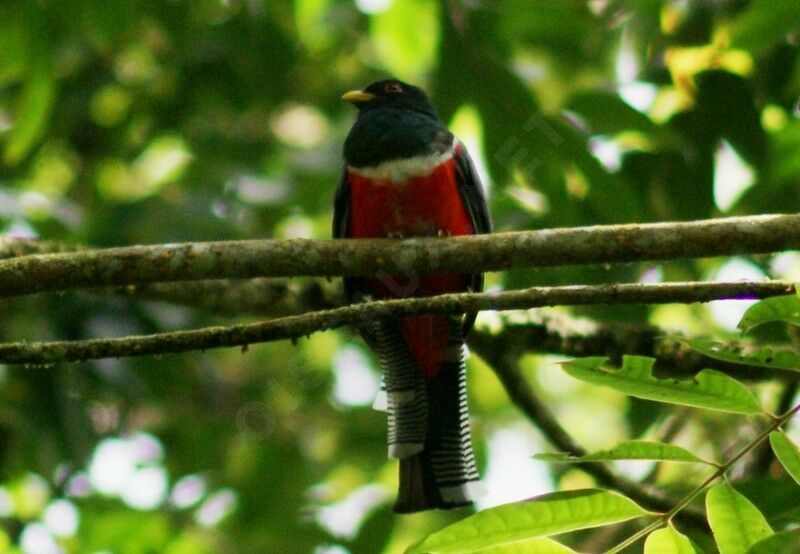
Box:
333;79;492;513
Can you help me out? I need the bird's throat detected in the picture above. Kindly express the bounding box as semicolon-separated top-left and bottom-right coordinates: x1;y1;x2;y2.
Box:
347;143;456;184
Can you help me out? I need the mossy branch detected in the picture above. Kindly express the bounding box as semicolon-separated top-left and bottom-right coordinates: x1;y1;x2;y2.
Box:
1;212;799;298
470;311;800;382
0;279;793;364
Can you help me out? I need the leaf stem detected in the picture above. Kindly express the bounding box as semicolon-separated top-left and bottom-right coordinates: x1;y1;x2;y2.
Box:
606;402;800;554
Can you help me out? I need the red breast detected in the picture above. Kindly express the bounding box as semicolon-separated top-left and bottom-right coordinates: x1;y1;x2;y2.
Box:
346;145;474;378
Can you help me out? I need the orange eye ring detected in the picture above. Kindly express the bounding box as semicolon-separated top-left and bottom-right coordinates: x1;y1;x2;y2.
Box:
384;83;403;93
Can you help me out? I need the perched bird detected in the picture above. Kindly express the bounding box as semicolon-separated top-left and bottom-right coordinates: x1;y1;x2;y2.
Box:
333;79;492;513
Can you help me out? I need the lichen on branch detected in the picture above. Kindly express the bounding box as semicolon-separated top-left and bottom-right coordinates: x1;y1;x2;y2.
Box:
0;212;799;298
0;280;793;364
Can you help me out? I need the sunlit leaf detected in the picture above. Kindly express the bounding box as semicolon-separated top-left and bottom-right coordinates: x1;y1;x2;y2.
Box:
644;525;699;554
732;0;800;56
9;473;50;519
406;537;577;554
134;135;193;188
4;60;55;165
747;529;800;554
294;0;335;53
371;0;439;81
470;537;577;553
0;8;28;84
768;122;800;189
682;338;800;373
97;135;193;202
408;489;650;554
769;431;800;487
738;293;800;333
561;356;762;414
82;507;172;552
534;440;714;466
89;84;132;128
706;482;773;554
163;530;215;554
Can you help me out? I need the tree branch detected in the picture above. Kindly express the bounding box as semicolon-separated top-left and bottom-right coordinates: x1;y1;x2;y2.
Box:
0;280;793;364
467;333;708;527
1;212;799;298
0;236;80;259
472;310;799;382
113;278;343;317
113;280;799;382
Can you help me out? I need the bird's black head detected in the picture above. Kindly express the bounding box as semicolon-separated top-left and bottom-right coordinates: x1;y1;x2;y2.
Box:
342;79;437;119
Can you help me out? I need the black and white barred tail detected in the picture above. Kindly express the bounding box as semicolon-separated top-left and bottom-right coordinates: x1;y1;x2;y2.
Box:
371;319;484;513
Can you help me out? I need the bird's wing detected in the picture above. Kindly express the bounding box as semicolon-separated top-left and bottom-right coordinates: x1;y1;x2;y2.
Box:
454;143;492;335
332;168;350;240
332;169;370;306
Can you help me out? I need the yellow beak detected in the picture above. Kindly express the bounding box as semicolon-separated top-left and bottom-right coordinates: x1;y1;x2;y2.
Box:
342;90;376;104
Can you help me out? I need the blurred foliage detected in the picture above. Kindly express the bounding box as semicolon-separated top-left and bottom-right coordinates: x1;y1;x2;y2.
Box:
0;0;799;552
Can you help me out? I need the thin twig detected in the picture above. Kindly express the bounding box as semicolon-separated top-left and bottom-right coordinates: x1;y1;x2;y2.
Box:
1;279;789;364
489;312;800;382
751;377;800;475
0;213;799;298
0;236;80;259
112;278;342;317
606;402;800;554
104;280;796;382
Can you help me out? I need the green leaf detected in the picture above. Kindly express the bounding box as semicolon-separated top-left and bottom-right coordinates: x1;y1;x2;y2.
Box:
564;91;674;142
768;121;800;188
409;489;651;554
732;0;800;56
561;356;762;414
747;529;800;554
472;537;577;553
349;504;394;554
733;477;800;524
644;525;699;554
498;2;598;67
4;59;55;165
371;0;439;82
706;482;773;554
769;431;800;487
682;338;800;373
0;7;29;84
534;440;714;466
738;294;800;333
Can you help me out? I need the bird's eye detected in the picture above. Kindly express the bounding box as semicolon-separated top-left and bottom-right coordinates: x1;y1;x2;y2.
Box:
384;83;403;94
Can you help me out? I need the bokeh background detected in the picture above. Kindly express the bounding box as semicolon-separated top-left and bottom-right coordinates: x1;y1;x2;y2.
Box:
1;0;800;552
